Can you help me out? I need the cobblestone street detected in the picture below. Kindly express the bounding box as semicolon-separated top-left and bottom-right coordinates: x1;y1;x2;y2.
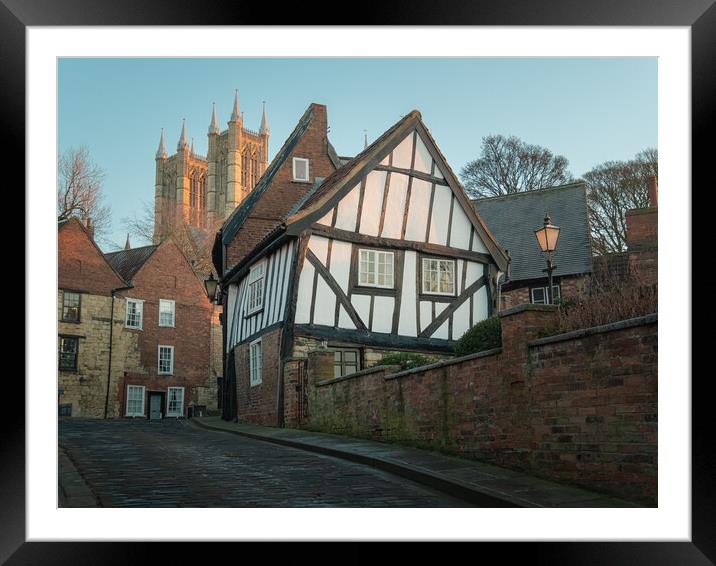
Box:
58;419;470;507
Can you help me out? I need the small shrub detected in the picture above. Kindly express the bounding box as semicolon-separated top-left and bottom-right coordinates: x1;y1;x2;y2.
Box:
453;316;502;356
374;352;432;370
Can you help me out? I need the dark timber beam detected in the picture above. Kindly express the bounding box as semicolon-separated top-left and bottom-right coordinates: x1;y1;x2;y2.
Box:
294;324;455;353
419;275;486;338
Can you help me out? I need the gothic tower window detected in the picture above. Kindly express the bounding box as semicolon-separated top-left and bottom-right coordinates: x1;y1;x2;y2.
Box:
250;150;258;189
189;171;198;208
241;148;250;189
199;175;206;210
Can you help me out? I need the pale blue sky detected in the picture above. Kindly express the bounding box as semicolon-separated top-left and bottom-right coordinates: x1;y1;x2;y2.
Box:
58;58;657;250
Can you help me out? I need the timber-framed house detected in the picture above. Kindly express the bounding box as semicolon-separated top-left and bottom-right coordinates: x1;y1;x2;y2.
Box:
213;105;509;425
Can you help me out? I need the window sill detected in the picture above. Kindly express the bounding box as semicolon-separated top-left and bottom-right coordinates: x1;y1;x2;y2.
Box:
60;319;81;324
158;324;176;328
291;179;311;184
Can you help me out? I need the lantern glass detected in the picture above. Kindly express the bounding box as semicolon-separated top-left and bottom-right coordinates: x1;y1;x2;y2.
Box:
204;273;219;300
534;222;561;253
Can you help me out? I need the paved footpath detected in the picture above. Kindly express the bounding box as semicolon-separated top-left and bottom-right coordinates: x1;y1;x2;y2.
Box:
58;419;471;507
193;417;638;508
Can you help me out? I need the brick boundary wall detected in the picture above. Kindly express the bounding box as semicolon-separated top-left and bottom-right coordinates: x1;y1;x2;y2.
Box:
296;305;658;505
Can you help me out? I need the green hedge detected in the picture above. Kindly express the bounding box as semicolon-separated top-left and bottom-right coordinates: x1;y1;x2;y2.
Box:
374;352;433;370
453;316;502;356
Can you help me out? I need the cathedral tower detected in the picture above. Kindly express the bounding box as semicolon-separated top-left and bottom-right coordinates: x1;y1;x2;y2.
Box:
153;91;270;243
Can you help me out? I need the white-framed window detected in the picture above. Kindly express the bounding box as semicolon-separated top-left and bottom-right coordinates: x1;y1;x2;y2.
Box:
421;258;456;295
125;385;145;417
249;338;262;386
530;285;561;305
158;345;174;375
125;298;144;329
292;157;310;182
166;387;185;417
159;299;176;327
358;249;394;288
247;260;266;315
333;349;360;378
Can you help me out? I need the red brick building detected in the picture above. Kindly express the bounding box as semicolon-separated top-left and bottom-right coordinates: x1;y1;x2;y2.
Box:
105;239;221;419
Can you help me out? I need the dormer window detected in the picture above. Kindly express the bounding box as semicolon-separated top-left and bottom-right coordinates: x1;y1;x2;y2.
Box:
292;157;310;182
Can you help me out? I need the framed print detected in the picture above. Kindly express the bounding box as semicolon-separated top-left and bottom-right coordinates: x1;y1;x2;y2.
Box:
8;0;708;562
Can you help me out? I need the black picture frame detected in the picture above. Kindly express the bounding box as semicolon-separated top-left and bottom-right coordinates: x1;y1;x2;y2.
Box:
8;1;707;562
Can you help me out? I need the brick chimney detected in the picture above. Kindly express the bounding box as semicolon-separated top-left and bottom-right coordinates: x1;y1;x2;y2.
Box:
625;176;658;285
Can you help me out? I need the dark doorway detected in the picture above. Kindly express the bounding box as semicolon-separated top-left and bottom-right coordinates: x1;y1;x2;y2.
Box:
148;392;165;420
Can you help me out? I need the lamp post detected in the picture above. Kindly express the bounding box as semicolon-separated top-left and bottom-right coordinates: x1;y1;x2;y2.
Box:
534;213;561;305
204;272;219;303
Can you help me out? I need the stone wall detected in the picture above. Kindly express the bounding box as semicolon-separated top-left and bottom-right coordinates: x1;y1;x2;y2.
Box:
58;292;142;418
301;305;658;505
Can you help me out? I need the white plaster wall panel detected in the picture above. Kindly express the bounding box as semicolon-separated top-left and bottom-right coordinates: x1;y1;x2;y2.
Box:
317;210;333;226
466;261;485;285
275;241;294;322
338;305;356;330
398;251;418;336
392;132;414;169
456;259;465;293
328;240;351;293
435;303;447;317
473;285;489;324
452;300;471;339
263;253;277;325
413;134;433;174
359;170;387;236
427;185;452;246
433;162;445;179
404;178;432;242
372;296;395;333
226;284;239;350
334;183;360;231
294;262;315;324
419;301;432;333
433;318;449;340
450;203;473;250
350;294;371;328
381;173;409;239
470;227;489;253
308;235;330;264
380;153;391;166
313;277;336;327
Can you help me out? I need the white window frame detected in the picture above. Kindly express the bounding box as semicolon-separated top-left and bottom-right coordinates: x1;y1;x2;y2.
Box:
249;338;262;387
421;258;456;296
125;385;145;417
333;348;360;378
125;298;144;329
530;284;561;305
157;345;174;375
246;260;266;315
166;386;185;418
158;299;176;327
292;157;310;182
358;249;395;289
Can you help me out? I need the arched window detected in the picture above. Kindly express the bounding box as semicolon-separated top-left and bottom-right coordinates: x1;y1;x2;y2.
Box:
198;175;206;210
241;149;250;188
250;150;258;189
189;172;198;208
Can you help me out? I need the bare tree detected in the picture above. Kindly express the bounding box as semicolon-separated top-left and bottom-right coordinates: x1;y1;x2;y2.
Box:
121;200;219;277
460;135;573;198
584;148;658;255
57;147;112;242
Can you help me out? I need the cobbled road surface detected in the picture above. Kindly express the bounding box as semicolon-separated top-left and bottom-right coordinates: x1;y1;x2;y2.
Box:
59;419;471;507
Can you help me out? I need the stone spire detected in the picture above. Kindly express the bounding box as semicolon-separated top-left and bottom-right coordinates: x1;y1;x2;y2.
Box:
156;128;167;159
229;90;240;123
259;101;269;134
190;138;195;157
363;129;368;149
124;233;131;250
208;102;220;134
177;119;188;151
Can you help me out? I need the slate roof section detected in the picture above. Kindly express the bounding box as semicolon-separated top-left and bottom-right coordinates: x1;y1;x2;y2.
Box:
472;182;593;283
104;244;158;283
220;104;318;246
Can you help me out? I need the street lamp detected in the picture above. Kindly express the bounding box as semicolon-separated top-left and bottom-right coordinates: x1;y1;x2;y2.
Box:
204;272;219;303
534;213;561;305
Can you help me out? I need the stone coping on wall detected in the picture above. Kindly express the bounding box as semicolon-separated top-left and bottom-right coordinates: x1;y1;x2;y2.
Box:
498;303;559;318
315;364;402;387
528;313;658;348
384;348;502;381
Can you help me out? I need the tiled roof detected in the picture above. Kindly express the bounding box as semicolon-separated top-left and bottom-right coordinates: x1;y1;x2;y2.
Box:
220;104;319;246
104;245;158;283
472;182;593;282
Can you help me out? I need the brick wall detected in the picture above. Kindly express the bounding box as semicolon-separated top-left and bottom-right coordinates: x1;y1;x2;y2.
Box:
225;104;337;270
626;207;658;287
500;275;586;310
118;240;218;415
302;305;658;505
234;327;283;425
